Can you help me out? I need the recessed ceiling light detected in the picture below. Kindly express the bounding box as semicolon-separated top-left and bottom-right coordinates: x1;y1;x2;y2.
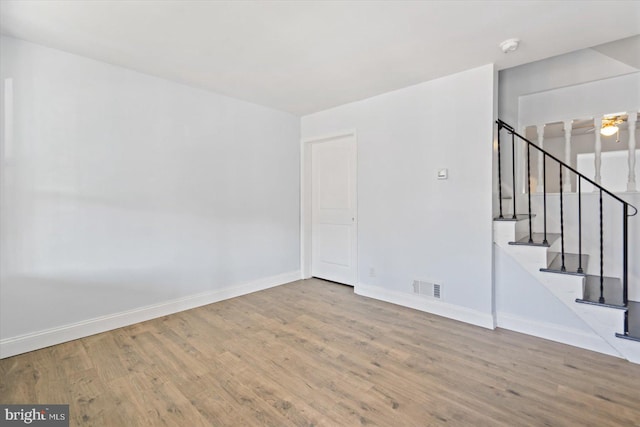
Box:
499;38;520;53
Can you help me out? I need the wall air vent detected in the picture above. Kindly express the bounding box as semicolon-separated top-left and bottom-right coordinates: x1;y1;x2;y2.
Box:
412;280;442;299
433;283;441;299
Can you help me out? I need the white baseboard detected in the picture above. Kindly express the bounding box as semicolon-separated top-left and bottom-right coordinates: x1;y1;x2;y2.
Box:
355;282;495;329
496;311;620;358
0;270;301;359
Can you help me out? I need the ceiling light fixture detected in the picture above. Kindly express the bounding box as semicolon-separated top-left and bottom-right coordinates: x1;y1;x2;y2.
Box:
600;124;618;137
499;38;520;53
600;116;623;141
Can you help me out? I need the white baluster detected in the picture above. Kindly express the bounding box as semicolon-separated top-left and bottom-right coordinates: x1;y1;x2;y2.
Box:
628;112;637;192
594;116;602;189
536;124;545;192
563;120;572;192
519;125;527;196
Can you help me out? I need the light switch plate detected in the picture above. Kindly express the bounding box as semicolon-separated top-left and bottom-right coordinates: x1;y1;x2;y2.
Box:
437;168;448;180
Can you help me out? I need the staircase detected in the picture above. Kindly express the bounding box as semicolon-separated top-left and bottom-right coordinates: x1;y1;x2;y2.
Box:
493;120;640;363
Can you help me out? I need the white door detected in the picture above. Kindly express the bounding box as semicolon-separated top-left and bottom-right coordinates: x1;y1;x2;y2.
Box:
311;135;357;285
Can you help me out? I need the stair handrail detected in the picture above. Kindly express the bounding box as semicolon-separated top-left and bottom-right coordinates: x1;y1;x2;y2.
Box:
496;119;637;336
497;119;638;217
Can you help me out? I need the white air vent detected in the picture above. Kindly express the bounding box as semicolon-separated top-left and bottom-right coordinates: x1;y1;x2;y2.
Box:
412;280;442;299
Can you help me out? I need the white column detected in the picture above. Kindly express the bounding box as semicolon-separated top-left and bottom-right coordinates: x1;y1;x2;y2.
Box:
628;112;637;192
516;125;527;197
563;120;572;192
594;116;602;188
535;124;545;192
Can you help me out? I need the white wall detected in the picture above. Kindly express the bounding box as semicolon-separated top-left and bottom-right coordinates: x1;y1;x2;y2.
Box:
0;36;300;353
302;64;496;327
518;73;639;128
499;48;637;126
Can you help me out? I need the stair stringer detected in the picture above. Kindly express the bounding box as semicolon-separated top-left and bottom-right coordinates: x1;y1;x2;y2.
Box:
494;220;640;363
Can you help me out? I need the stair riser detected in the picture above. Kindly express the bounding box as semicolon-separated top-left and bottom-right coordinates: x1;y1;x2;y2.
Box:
493;220;518;246
574;303;625;331
507;245;553;272
572;303;631;361
500;237;561;270
537;272;584;303
493;215;537;244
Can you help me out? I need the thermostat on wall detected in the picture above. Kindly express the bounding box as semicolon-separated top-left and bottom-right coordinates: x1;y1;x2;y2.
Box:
437;168;448;180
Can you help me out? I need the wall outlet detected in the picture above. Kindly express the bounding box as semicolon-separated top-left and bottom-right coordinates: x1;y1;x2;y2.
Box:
369;267;376;277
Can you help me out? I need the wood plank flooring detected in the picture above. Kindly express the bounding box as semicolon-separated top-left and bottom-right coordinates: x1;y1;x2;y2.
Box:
1;278;640;426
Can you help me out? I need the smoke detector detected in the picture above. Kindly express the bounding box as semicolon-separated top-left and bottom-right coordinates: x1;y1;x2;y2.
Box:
499;38;520;53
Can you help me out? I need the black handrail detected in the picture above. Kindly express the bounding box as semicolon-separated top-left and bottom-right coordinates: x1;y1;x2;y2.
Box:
497;119;638;215
496;119;638;335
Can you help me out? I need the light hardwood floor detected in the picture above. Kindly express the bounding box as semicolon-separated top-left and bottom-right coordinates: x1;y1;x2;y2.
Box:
1;278;640;426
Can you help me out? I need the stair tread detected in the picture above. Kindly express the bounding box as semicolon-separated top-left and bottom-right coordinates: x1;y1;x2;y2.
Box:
540;252;589;276
508;233;560;247
494;214;535;222
576;275;625;308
